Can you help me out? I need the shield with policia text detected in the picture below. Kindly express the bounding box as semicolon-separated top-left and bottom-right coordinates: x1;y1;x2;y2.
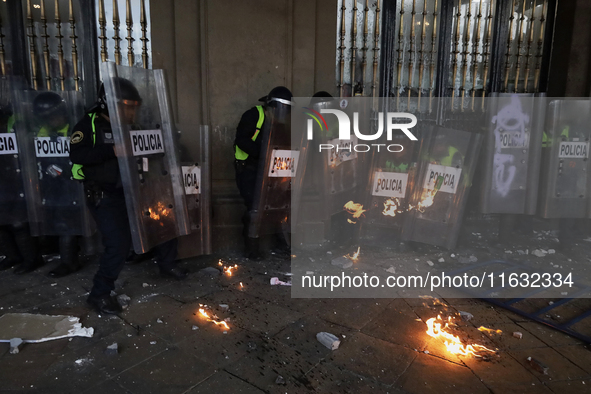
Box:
249;101;299;238
0;78;28;226
13;89;94;236
479;93;545;214
102;62;190;254
537;99;591;219
401;125;482;249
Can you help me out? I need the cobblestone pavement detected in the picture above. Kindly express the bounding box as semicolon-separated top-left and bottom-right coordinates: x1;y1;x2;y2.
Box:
2;223;591;393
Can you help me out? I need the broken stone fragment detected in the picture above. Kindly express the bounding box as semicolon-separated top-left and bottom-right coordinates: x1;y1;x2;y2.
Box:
275;375;286;385
459;311;473;321
219;304;229;311
316;332;340;350
104;342;118;355
532;249;547;257
9;338;23;354
513;332;523;339
117;294;131;309
527;357;549;374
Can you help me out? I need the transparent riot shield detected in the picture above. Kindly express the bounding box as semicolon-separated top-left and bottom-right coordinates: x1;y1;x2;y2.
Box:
102;62;190;254
249;104;298;238
0;78;28;226
402;125;482;249
538;99;591;218
479;93;545;214
14;89;94;236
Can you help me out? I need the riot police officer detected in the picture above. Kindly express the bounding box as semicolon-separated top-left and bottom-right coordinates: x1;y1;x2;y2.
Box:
0;99;44;274
234;86;293;259
32;92;81;277
70;78;187;315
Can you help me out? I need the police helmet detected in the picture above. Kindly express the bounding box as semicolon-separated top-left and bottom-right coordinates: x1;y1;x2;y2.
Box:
33;91;67;123
309;91;334;111
97;77;142;114
259;86;293;108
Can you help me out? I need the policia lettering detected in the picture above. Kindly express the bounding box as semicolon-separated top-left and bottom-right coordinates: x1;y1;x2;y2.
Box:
0;133;17;153
235;106;264;160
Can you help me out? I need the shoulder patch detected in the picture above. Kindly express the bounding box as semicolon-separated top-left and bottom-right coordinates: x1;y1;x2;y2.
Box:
70;131;84;144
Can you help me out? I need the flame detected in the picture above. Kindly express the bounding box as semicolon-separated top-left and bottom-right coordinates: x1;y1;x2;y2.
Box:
478;326;503;335
416;189;438;212
148;208;160;221
425;315;496;357
198;308;230;330
148;202;171;222
347;247;361;262
382;198;405;217
343;201;366;224
218;260;238;276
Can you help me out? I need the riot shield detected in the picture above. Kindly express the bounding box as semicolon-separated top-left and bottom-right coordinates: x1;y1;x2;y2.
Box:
249;103;298;238
538;99;591;218
479;93;545;214
402;125;482;249
102;62;190;254
14;89;94;236
0;78;28;226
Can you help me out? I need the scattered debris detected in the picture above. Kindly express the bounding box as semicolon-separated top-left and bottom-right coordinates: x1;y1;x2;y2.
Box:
331;256;353;269
74;358;92;366
275;375;286;385
427;260;434;266
548;249;556;254
527;357;549;375
548;301;554;306
532;249;547;257
424;350;430;354
9;338;23;354
513;332;523;339
516;250;526;255
104;342;118;355
326;251;332;255
438;258;445;263
308;257;315;262
270;277;292;286
247;341;257;352
386;266;396;274
306;271;314;275
142;283;150;288
150;341;157;345
219;304;229;311
505;250;513;254
156;318;163;324
459;311;473;321
316;332;341;350
191;325;199;331
469;255;478;263
117;294;131;309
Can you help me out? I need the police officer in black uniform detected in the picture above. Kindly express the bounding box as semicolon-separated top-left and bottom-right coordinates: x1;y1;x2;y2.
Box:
234;86;293;259
0;100;44;274
32;92;81;278
70;78;187;315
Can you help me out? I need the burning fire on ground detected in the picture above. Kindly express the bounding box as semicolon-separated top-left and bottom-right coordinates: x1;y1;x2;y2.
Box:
425;315;498;358
198;305;230;330
346;246;361;262
218;259;238;276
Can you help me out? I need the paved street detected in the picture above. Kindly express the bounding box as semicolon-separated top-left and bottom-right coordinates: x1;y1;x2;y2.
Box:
2;219;591;393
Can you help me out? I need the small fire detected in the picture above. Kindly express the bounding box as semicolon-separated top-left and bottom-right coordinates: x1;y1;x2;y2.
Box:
382;198;404;217
416;189;437;212
148;208;160;221
478;326;503;335
425;315;496;357
148;202;171;222
218;260;238;276
198;308;230;330
347;246;361;262
343;201;366;224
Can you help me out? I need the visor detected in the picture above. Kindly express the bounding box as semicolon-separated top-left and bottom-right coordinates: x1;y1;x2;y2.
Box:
267;97;294;106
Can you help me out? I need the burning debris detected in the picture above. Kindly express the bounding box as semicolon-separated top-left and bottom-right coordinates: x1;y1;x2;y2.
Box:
197;305;230;331
425;315;498;358
343;201;366;224
478;326;503;335
382;198;404;217
346;247;360;262
218;259;239;276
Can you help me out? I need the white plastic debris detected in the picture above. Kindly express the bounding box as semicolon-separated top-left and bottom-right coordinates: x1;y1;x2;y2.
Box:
386;266;396;274
438;258;445;263
219;304;229;311
459;311;473;321
316;332;340;350
9;338;23;354
142;283;150;288
532;249;547;257
513;332;523;339
191;325;199;331
548;249;556;254
156;318;163;324
0;314;93;343
427;260;434;266
505;250;513;254
270;277;292;286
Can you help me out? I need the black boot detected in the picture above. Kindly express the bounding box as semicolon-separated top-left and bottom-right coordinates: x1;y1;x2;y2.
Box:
245;237;262;260
12;224;44;274
48;236;81;278
0;226;23;270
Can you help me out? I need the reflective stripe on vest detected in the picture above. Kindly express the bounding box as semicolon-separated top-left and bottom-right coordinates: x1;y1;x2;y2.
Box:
441;146;460;167
71;113;98;180
235;105;264;161
38;124;69;137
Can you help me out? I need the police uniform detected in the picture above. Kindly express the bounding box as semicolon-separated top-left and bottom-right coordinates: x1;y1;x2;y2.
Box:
70;101;184;313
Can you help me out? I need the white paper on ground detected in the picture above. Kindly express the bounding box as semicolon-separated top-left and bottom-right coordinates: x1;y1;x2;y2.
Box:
0;313;94;343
